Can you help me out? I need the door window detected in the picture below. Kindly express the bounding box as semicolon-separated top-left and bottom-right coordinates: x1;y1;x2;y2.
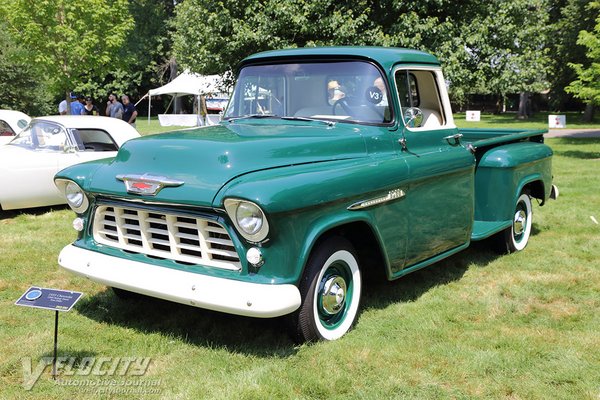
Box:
0;120;15;136
394;69;445;129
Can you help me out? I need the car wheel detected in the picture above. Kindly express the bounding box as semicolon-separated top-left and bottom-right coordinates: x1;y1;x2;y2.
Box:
292;237;362;342
496;193;533;253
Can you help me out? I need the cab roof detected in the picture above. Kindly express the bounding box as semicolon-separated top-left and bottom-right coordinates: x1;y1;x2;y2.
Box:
241;46;441;72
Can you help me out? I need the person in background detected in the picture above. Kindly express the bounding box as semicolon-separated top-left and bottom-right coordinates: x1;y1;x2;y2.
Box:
121;95;138;127
58;99;68;115
106;93;124;119
70;94;85;115
58;92;78;115
82;97;99;115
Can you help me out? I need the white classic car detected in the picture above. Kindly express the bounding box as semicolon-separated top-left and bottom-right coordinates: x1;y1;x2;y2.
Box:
0;110;31;145
0;116;140;211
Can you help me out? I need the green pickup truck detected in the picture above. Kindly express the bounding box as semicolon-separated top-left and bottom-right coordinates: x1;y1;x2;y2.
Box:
55;47;558;342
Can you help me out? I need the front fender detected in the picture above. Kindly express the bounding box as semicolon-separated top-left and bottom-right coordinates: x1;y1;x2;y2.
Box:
215;156;408;285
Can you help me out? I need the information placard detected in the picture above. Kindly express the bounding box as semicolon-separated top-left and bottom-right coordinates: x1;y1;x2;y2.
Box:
548;115;566;128
466;110;481;121
15;287;83;312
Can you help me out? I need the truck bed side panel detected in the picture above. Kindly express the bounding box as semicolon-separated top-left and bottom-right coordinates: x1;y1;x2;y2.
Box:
472;142;553;238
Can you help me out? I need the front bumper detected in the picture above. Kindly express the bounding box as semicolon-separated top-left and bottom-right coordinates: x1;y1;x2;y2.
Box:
58;245;301;318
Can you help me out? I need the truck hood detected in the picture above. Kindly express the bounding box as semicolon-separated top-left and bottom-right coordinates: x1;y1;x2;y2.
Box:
86;122;368;207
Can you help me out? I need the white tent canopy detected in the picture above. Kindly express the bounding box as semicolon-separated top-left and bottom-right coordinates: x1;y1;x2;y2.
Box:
148;71;224;97
143;71;229;126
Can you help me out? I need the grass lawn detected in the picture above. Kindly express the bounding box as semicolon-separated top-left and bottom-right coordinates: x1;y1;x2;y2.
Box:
454;111;600;130
0;123;599;399
135;118;189;136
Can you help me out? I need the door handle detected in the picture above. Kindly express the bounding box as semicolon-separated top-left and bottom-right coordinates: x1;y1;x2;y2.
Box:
443;133;463;145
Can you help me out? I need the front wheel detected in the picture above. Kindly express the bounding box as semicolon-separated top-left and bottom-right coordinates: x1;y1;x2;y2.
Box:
496;193;533;253
291;237;362;342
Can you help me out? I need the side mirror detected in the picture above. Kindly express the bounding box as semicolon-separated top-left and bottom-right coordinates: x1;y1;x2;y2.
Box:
403;107;423;128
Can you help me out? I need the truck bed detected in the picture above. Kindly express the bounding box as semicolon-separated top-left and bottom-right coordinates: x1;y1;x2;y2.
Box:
459;128;547;150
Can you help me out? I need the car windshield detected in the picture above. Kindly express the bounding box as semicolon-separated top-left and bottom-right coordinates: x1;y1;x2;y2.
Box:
10;121;69;151
224;61;392;125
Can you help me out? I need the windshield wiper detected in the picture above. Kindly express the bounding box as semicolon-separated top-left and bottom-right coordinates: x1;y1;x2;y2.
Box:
226;114;278;122
281;116;336;127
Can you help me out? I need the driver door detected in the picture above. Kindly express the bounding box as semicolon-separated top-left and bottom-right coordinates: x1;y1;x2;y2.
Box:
394;68;475;267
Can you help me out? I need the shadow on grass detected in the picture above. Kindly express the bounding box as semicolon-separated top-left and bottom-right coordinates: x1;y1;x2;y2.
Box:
0;204;69;220
552;138;600;160
76;290;299;357
553;137;600;146
554;150;600;160
361;240;499;310
75;239;504;355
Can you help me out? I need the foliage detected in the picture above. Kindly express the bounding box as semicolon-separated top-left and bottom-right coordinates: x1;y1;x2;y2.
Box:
3;0;134;108
172;0;400;76
171;0;552;111
565;2;600;106
0;22;54;116
84;0;176;101
447;0;550;110
547;0;596;110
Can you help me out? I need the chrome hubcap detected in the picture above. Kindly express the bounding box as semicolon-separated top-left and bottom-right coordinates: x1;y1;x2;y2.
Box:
514;210;526;235
321;275;347;316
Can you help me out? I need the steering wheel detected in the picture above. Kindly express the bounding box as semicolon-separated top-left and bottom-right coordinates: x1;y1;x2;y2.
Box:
332;98;354;116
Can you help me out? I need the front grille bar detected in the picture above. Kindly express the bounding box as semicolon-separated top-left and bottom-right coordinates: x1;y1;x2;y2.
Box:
93;205;241;271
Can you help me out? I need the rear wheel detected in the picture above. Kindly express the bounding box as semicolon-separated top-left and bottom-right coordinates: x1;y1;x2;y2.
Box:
291;237;362;342
496;193;532;253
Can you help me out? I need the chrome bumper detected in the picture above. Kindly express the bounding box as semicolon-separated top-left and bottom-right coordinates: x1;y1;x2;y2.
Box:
58;245;301;318
550;184;559;200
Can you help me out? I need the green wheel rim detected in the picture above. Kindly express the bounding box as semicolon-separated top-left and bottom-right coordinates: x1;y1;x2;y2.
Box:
316;261;354;330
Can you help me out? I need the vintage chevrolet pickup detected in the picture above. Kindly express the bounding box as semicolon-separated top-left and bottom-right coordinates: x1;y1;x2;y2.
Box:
55;47;558;342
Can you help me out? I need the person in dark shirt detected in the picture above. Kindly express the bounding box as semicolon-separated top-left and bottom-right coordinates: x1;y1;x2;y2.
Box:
82;97;99;115
121;95;138;127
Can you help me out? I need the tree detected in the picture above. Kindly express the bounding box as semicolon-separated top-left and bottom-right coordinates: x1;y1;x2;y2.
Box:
3;0;134;112
447;0;550;115
547;0;596;112
82;0;176;101
0;21;54;116
171;0;552;116
565;1;600;121
171;0;387;75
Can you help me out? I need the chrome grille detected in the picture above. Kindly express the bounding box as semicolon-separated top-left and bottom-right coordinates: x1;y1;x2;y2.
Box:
93;205;241;271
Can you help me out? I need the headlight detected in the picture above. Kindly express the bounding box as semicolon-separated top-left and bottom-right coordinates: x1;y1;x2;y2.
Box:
65;182;84;208
55;179;89;214
236;202;263;235
224;199;269;242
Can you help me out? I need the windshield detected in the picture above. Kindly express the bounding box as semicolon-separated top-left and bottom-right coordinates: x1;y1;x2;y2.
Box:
10;121;70;151
224;61;392;124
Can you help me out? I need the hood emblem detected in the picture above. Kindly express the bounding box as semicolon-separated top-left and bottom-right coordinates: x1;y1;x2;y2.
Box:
116;174;184;196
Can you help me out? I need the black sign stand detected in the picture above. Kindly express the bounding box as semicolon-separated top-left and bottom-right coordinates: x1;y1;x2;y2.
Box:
53;310;59;379
15;287;83;381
